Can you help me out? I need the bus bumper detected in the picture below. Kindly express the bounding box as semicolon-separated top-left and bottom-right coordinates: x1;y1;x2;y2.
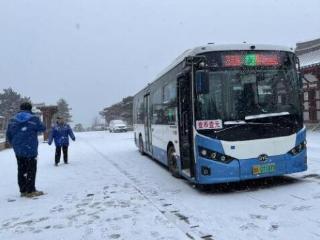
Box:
195;150;307;185
194;128;307;185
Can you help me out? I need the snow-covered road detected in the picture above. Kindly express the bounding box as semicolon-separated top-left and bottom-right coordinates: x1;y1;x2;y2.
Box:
0;131;319;240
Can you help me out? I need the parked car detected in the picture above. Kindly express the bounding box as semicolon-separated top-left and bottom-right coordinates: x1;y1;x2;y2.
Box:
109;120;127;132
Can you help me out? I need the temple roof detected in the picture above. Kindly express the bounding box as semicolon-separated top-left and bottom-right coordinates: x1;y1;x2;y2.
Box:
299;48;320;68
296;38;320;68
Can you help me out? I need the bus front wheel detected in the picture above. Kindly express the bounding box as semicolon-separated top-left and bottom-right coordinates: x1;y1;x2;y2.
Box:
168;146;180;178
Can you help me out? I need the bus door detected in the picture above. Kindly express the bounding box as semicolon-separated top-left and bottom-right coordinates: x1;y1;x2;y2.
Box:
144;94;152;154
178;76;195;178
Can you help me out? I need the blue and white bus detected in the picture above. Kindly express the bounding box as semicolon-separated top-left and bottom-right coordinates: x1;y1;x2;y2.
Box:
133;44;307;186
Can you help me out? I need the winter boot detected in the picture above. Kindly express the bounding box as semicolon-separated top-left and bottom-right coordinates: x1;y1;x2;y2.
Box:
33;190;44;196
25;191;44;198
20;192;27;197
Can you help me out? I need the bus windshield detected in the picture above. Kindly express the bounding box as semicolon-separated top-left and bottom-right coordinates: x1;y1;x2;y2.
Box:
196;68;301;121
195;51;303;140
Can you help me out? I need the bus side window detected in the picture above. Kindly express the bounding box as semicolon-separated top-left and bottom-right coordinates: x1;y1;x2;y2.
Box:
137;100;144;124
152;88;164;124
163;81;177;125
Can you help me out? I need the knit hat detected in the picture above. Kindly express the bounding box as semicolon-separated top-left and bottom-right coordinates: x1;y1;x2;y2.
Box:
20;102;33;111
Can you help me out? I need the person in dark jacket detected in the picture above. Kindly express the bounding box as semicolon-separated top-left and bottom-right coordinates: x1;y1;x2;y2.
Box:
6;102;46;198
48;116;75;166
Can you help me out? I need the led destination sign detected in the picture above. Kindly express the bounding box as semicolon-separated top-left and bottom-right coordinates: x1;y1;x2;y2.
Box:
223;53;280;67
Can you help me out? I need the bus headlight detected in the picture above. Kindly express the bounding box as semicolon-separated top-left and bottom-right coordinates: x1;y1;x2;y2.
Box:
201;149;208;156
288;140;307;156
198;147;235;164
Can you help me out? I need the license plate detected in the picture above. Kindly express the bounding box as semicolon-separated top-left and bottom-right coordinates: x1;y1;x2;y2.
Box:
252;163;276;175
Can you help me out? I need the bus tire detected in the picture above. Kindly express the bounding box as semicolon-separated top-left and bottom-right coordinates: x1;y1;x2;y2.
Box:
168;146;180;178
139;136;144;155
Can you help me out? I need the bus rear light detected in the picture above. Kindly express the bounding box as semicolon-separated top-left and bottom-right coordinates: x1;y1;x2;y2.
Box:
288;141;306;156
198;147;235;164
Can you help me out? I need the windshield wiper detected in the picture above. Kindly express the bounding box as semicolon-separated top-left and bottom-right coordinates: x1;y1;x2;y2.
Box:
245;112;290;120
224;120;247;125
224;120;274;126
216;121;273;133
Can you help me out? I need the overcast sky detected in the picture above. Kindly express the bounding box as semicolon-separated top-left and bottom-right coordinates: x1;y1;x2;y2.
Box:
0;0;319;126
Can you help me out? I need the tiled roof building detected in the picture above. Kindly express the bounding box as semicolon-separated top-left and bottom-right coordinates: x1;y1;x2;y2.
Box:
296;38;320;123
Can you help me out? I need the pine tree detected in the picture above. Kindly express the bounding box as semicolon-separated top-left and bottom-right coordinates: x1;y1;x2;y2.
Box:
0;88;30;128
55;98;72;123
101;96;133;126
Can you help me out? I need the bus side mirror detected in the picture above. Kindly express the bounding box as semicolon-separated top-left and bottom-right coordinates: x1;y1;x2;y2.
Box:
299;72;304;87
195;70;209;94
299;71;305;80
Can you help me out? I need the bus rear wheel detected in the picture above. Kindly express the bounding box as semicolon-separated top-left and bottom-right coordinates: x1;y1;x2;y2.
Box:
168;146;180;178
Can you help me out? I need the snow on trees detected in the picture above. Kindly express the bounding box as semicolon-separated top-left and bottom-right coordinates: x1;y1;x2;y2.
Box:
0;88;31;130
55;98;73;123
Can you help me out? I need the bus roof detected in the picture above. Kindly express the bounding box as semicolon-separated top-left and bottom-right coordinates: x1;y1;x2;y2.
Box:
134;44;294;97
183;43;294;56
157;44;294;77
194;44;292;57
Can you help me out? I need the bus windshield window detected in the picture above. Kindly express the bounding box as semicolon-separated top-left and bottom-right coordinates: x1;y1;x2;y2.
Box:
196;68;301;122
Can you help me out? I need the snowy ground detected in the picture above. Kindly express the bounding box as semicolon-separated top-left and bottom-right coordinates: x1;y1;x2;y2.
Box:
0;131;319;240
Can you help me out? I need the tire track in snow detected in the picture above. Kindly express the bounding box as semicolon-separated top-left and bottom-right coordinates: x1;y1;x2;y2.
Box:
86;140;215;240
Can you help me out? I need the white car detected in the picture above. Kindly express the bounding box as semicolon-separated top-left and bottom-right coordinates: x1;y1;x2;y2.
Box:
109;120;127;132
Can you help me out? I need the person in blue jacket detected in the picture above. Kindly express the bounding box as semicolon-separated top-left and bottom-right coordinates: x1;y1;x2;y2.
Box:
48;116;75;166
6;102;46;198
